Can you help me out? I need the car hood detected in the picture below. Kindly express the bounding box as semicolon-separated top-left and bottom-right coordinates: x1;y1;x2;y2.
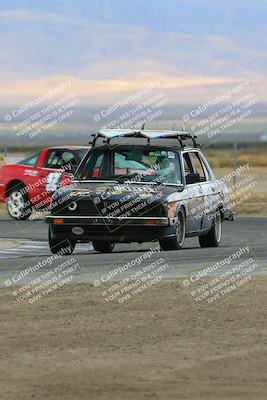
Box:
74;180;179;196
51;180;184;218
53;180;184;205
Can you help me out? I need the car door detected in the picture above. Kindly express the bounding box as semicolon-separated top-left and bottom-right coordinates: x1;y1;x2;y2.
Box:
196;151;221;231
43;149;78;193
25;150;56;207
30;149;70;206
182;151;204;233
9;150;54;209
17;151;45;205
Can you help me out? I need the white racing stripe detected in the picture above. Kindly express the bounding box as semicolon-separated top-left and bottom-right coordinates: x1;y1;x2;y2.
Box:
0;239;92;259
0;241;48;259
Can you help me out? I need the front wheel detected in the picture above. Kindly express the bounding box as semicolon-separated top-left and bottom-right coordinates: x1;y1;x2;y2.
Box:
159;209;186;251
48;226;76;255
199;210;222;248
92;241;115;253
6;186;32;220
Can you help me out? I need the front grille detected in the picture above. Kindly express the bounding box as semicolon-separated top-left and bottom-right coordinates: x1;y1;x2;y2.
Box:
53;198;167;218
98;199;166;218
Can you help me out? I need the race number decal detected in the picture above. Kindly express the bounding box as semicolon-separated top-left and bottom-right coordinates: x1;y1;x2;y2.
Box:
45;172;61;193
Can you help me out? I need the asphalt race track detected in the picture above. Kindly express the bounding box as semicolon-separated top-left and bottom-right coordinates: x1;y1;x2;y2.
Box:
0;217;266;286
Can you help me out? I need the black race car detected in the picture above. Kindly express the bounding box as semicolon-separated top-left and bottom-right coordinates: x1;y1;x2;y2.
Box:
45;129;234;254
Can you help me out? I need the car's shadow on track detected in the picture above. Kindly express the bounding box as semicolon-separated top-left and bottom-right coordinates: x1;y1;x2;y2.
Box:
74;244;229;256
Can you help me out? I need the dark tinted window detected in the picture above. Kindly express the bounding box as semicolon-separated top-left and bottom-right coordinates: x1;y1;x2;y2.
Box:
182;153;194;177
189;152;207;182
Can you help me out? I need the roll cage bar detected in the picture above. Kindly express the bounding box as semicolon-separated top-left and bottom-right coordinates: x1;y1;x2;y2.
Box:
89;129;199;148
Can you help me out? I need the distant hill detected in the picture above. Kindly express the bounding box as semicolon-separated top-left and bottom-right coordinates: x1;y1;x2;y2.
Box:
1;103;266;146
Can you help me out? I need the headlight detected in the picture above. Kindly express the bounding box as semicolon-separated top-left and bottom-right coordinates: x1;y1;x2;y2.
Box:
68;201;78;211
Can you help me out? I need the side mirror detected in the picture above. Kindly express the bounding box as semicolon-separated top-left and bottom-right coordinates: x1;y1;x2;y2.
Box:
186;172;201;185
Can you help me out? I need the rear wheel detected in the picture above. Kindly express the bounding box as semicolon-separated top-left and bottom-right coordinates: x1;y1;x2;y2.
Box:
199;210;222;248
92;241;115;253
6;185;32;220
159;209;186;251
48;226;76;255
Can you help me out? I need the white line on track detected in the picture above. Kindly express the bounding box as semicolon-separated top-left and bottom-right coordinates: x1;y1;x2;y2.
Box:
0;239;93;259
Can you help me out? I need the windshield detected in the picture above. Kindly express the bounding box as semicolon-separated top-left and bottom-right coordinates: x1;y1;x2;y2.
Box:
75;147;182;185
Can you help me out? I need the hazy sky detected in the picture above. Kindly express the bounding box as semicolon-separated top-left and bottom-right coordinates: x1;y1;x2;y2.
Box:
0;0;266;104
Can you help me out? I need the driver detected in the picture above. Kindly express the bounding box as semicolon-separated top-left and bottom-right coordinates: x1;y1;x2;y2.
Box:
156;157;176;181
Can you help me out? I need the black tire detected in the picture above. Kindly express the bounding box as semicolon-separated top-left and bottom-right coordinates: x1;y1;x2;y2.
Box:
159;208;186;251
6;184;32;220
199;210;222;248
92;241;115;253
48;226;76;255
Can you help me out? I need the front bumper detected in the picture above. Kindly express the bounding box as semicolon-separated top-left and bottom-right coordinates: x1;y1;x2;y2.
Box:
45;215;177;226
46;215;177;243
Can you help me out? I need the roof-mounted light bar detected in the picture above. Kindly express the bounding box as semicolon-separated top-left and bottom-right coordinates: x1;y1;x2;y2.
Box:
89;129;199;148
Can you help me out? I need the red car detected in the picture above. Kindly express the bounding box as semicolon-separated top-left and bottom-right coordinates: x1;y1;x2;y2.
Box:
0;146;89;220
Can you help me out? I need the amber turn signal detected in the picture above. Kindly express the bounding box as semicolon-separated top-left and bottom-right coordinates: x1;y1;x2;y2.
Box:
53;219;64;225
144;219;157;225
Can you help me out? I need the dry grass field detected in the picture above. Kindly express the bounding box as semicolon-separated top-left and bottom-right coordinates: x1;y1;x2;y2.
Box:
205;148;267;168
214;166;267;216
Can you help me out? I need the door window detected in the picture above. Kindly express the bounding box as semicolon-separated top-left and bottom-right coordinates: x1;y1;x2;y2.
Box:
189;152;208;182
45;150;77;171
182;153;194;179
92;154;104;177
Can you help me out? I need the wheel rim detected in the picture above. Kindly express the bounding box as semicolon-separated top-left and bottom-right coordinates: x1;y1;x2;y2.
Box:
176;211;185;246
7;191;26;218
214;211;222;242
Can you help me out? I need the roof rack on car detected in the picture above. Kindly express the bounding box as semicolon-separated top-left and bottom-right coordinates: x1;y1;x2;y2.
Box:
89;129;199;148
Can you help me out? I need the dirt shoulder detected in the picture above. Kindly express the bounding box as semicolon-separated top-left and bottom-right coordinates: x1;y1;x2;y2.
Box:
0;279;267;400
